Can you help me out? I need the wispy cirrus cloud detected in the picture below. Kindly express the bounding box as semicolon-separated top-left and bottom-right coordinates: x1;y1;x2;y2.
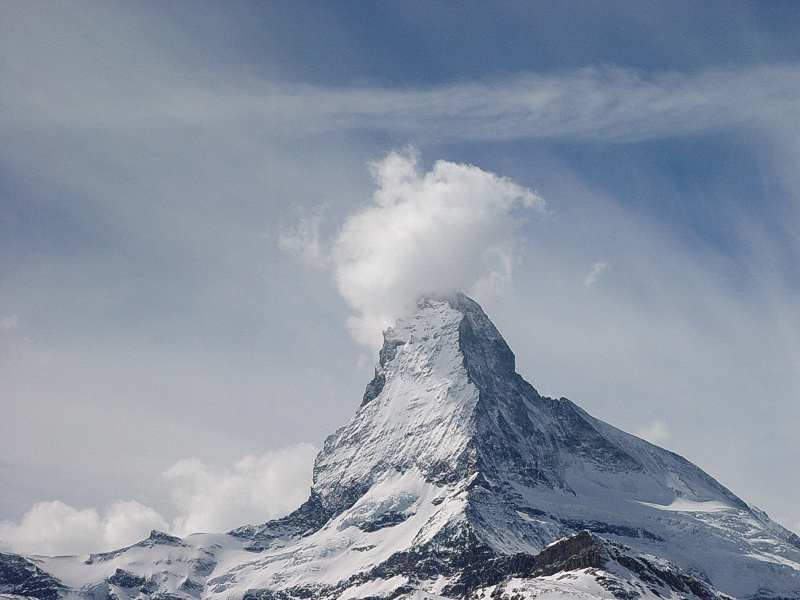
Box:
4;22;800;145
584;262;608;287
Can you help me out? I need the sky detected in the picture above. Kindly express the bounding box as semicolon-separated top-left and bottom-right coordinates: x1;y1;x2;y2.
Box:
1;1;799;555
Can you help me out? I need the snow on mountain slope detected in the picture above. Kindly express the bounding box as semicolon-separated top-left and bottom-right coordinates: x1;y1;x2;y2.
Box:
4;293;800;600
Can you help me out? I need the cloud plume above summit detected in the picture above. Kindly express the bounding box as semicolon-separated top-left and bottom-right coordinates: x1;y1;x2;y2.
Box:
285;148;547;347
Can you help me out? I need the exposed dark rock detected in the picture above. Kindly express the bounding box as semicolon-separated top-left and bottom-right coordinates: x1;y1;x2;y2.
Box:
355;511;410;532
231;491;331;543
788;532;800;552
361;336;405;406
532;530;606;577
0;552;66;600
559;519;665;542
523;531;726;600
107;568;146;589
515;506;546;518
136;530;185;548
85;548;127;565
6;293;798;600
443;552;538;598
179;577;204;598
612;551;720;600
192;557;216;577
594;574;643;600
242;584;322;600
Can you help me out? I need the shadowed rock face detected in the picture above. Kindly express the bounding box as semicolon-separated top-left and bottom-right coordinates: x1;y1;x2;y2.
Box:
531;530;606;576
0;552;66;600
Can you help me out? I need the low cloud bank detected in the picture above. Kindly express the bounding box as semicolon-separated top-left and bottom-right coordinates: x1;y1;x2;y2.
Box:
0;500;168;556
0;443;317;555
164;444;318;537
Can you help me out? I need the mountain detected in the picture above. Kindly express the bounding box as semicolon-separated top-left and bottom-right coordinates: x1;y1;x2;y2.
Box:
3;293;800;600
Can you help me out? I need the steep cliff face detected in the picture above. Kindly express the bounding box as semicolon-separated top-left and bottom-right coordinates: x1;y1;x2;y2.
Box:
4;294;800;600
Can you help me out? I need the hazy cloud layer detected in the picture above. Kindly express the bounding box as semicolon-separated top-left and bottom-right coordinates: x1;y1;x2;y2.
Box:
0;444;317;555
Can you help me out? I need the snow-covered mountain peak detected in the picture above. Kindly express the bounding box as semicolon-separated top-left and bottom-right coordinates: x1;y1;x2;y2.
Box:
312;294;772;517
361;292;515;406
313;295;485;516
5;293;800;600
299;294;800;598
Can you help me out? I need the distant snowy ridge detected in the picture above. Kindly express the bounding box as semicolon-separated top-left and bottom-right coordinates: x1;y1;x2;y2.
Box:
2;294;800;599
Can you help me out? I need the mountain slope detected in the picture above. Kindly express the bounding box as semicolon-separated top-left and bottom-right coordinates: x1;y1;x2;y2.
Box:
4;294;800;600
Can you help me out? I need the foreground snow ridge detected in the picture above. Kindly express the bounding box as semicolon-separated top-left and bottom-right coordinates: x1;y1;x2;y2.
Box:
3;294;800;600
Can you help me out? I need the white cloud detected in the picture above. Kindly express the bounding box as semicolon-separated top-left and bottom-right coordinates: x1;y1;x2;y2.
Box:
0;500;167;556
163;443;318;536
325;148;547;347
584;261;608;287
0;444;318;555
634;420;672;446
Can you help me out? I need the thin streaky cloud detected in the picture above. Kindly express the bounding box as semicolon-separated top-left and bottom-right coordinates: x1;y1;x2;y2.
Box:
584;262;608;287
5;65;800;144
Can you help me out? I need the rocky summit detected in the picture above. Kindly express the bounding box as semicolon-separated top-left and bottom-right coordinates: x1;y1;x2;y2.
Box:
3;294;800;600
